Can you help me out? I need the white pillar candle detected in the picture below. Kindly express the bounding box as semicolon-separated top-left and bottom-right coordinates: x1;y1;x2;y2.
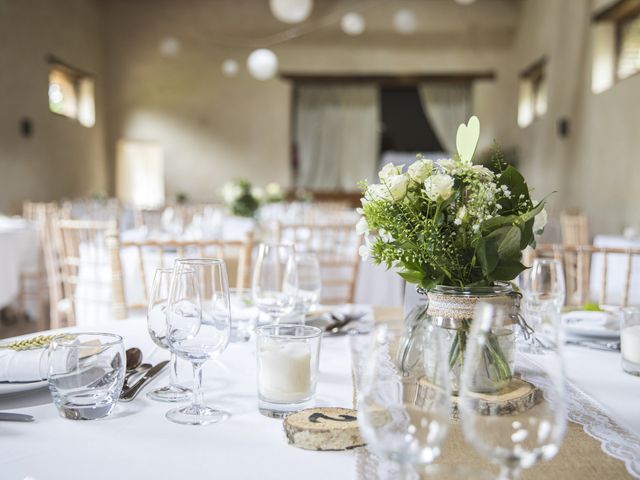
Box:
258;342;311;403
621;325;640;364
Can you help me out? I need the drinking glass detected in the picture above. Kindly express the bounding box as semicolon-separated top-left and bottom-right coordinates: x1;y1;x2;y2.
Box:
166;258;232;425
460;302;567;480
519;258;566;353
295;252;322;312
48;333;125;420
282;252;322;324
357;324;451;479
229;288;260;342
146;268;191;402
256;324;322;418
252;243;298;324
621;307;640;376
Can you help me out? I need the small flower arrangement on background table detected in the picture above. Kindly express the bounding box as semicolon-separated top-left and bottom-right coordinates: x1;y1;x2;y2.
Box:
222;180;285;217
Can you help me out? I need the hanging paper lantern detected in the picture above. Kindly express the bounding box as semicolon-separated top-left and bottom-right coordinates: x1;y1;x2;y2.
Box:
159;37;180;57
247;49;279;80
222;59;239;77
393;9;417;34
341;12;365;36
269;0;313;24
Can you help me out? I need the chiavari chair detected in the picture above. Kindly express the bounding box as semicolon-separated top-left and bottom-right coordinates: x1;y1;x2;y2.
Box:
275;221;361;304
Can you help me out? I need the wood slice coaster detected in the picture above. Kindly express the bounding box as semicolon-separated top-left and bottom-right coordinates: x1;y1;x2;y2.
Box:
283;407;365;451
417;377;543;418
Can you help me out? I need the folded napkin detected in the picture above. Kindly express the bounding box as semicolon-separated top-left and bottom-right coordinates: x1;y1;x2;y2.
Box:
0;348;49;383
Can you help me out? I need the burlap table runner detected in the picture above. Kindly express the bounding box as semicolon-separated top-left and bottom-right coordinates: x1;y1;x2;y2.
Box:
364;307;633;479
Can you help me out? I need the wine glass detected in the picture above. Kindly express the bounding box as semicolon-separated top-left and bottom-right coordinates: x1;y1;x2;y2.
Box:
252;243;298;324
166;258;232;425
146;268;191;402
459;302;567;479
295;252;322;313
357;324;451;479
519;258;566;353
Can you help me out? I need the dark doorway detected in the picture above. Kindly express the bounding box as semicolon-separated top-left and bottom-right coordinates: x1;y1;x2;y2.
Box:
380;86;443;152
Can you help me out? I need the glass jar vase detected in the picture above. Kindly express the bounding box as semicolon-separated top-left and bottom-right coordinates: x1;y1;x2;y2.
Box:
397;283;522;394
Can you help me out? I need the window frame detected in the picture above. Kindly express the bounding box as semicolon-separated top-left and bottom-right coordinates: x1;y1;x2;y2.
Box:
46;55;96;127
518;57;548;128
614;5;640;81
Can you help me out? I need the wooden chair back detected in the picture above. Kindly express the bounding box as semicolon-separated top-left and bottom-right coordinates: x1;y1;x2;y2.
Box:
560;209;589;245
107;231;255;319
53;219;118;326
275;222;361;304
532;244;640;308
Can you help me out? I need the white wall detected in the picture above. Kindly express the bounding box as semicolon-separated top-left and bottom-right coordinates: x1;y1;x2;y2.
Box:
511;0;640;235
0;0;108;213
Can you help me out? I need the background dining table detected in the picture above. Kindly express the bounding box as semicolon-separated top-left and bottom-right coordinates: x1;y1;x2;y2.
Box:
0;217;39;313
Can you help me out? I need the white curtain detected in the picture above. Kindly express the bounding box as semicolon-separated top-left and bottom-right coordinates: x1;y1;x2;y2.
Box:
296;85;379;190
417;83;472;154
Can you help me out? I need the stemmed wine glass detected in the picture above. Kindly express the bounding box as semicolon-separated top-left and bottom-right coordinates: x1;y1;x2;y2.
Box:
252;243;298;324
146;268;191;402
357;324;452;479
295;252;322;313
519;258;566;353
459;302;567;479
166;258;232;425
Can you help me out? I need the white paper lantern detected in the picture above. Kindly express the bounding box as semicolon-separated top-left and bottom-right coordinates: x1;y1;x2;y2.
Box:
247;49;279;81
454;0;476;5
393;9;417;34
341;12;365;36
269;0;313;24
159;37;180;57
222;59;239;77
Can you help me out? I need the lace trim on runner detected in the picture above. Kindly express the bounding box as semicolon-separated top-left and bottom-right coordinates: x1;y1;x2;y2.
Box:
520;355;640;479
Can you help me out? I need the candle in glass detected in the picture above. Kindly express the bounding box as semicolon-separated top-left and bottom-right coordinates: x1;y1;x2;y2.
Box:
621;307;640;376
256;324;322;418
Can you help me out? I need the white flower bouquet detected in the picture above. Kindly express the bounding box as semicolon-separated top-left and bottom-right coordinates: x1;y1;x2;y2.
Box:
357;116;548;289
222;179;260;217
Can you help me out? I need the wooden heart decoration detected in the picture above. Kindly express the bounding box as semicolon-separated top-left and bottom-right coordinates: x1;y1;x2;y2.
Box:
456;115;480;164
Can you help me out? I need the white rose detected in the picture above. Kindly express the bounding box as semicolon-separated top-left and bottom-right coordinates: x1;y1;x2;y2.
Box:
222;183;242;204
355;217;369;236
472;165;494;179
366;184;388;202
533;207;548;234
424;174;454;202
251;187;265;201
379;163;404;181
408;159;433;183
266;182;282;196
383;174;409;201
437;158;456;172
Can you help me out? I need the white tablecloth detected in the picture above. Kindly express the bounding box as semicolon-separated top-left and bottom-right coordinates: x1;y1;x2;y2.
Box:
0;319;354;479
592;234;640;306
0;217;39;310
0;316;639;477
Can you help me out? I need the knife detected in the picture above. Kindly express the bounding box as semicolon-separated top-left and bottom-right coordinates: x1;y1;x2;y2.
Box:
565;339;621;352
0;412;35;422
119;360;169;402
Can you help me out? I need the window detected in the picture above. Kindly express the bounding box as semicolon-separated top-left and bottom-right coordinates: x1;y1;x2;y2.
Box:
592;0;640;93
518;58;547;128
47;58;95;127
617;10;640;79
